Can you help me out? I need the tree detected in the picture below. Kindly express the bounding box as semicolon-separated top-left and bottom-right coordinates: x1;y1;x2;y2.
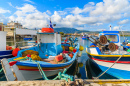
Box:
59;32;64;35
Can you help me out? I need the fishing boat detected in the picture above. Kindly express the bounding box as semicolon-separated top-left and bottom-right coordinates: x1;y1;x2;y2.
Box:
23;36;32;40
0;31;13;60
1;20;83;81
86;29;130;79
82;34;89;40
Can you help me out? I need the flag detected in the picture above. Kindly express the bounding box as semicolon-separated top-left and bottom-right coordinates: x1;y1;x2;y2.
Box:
49;20;53;29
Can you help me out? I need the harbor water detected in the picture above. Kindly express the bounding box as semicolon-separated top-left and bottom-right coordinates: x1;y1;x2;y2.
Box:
0;36;130;81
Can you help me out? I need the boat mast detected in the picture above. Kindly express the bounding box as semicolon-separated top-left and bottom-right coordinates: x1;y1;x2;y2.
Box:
110;25;111;31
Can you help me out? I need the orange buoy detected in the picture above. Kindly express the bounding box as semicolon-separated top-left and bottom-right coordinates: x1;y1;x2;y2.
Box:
69;53;73;58
6;46;12;50
127;44;130;46
55;55;63;62
12;48;20;56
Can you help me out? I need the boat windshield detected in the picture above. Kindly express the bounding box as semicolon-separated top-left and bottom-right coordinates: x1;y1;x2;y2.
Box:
105;35;118;42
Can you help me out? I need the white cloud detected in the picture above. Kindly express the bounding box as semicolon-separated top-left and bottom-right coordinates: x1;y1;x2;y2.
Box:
118;19;129;25
16;4;36;13
52;11;62;22
8;2;15;8
7;0;130;30
0;14;9;24
71;7;83;15
0;8;10;13
10;4;49;29
46;10;51;14
113;26;120;30
92;23;103;26
24;0;35;4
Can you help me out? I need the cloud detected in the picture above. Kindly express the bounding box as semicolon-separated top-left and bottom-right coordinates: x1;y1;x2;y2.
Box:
46;10;51;15
16;4;36;13
0;8;11;13
113;26;120;30
118;19;129;25
24;0;35;4
0;14;9;24
10;4;49;29
92;23;103;26
8;2;15;8
7;0;130;30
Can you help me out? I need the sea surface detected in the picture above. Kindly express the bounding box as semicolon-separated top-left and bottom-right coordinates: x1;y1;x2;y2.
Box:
0;36;130;81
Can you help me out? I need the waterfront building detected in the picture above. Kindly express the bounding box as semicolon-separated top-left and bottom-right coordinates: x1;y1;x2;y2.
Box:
0;23;4;31
4;21;22;37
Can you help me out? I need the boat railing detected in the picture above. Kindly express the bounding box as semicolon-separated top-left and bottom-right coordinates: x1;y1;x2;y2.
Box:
6;41;36;48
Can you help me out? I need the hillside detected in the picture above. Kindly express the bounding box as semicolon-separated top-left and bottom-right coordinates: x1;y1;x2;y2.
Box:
54;27;79;33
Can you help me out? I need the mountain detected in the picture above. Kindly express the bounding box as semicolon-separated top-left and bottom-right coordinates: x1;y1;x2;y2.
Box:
54;27;79;33
76;30;90;33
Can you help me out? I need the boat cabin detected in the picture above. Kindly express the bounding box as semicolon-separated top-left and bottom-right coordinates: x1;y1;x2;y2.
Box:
99;31;120;46
36;32;63;59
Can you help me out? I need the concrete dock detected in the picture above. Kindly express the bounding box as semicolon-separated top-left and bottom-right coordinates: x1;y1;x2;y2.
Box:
1;79;130;86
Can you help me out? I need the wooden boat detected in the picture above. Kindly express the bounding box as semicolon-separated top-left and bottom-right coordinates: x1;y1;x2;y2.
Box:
1;20;81;81
86;30;130;79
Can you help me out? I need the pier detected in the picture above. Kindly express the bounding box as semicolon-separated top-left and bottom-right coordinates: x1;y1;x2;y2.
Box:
1;79;130;86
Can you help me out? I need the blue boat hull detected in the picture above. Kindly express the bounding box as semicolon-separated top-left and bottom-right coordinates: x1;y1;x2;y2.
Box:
24;38;32;40
0;50;13;60
82;36;89;40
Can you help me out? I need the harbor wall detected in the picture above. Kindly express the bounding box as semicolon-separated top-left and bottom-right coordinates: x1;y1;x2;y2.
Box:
1;79;130;86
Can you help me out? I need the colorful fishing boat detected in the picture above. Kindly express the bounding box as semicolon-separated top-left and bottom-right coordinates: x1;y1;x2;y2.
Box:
1;20;82;81
86;30;130;79
0;31;13;60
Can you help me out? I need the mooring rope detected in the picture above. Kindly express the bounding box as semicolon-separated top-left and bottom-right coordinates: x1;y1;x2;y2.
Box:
95;53;125;79
0;68;3;73
31;59;74;81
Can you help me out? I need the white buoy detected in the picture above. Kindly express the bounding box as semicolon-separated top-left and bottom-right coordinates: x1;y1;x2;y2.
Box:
0;31;7;51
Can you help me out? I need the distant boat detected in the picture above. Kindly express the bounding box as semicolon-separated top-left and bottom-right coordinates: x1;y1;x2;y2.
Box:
82;35;89;40
24;36;32;40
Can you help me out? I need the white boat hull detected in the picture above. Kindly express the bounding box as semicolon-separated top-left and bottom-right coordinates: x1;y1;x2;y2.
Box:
18;69;64;80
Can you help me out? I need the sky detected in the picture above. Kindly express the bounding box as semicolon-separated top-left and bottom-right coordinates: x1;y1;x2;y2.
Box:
0;0;130;31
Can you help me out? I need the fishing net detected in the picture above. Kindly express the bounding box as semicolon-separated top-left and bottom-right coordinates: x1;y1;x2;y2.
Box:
99;35;107;45
22;50;39;57
108;43;116;52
